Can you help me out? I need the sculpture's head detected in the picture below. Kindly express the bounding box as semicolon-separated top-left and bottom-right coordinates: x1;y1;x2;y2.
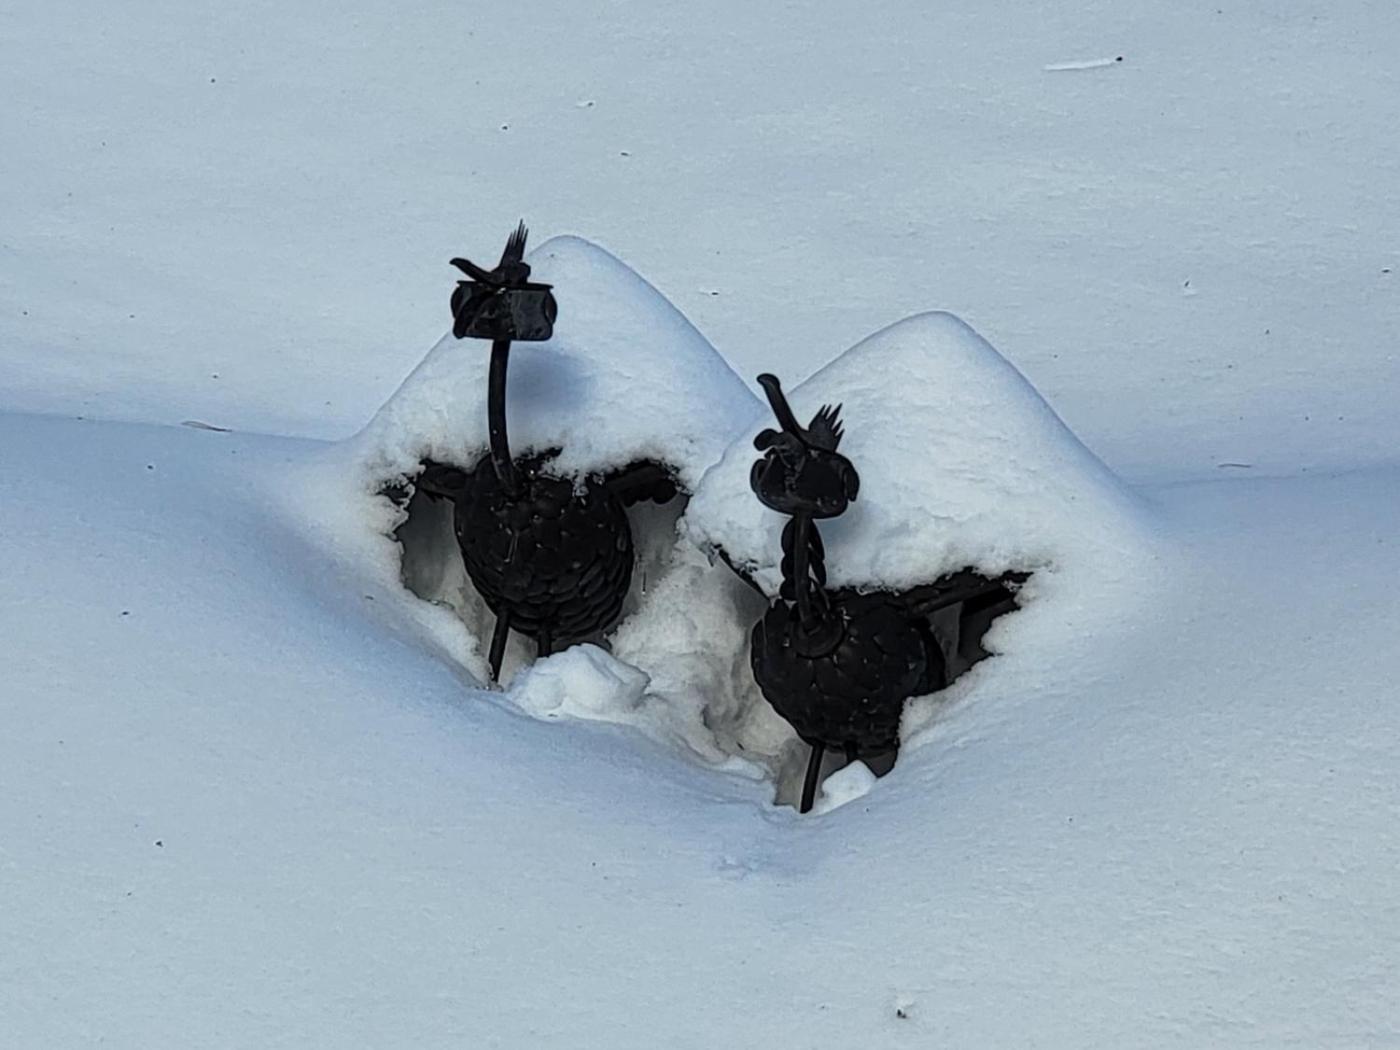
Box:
449;222;556;342
750;373;859;519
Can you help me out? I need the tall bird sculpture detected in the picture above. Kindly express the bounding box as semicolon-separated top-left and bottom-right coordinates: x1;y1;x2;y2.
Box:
418;225;674;681
743;373;1026;812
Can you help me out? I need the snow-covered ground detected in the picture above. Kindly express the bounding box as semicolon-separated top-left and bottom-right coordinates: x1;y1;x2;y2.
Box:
4;1;1398;481
4;2;1400;1046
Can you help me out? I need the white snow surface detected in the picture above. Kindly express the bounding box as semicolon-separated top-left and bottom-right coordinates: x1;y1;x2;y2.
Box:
509;644;651;723
7;413;1400;1049
811;760;877;815
6;3;1400;1046
348;234;759;493
6;1;1398;481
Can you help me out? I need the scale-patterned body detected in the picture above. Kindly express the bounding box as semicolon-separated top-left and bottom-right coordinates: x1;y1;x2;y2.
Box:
453;452;633;645
751;589;945;756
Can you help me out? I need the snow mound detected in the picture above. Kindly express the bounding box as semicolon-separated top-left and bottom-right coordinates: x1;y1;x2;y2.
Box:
347;234;759;493
687;311;1156;599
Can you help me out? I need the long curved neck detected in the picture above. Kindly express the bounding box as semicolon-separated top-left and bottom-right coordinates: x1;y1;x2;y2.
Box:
783;513;829;631
487;339;520;494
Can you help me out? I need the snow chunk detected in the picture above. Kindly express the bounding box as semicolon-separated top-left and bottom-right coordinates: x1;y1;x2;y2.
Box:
812;760;878;814
347;234;758;494
508;644;650;722
686;311;1154;598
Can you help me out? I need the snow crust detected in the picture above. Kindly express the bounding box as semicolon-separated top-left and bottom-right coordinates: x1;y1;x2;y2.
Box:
347;234;759;495
9;4;1398;484
509;644;650;723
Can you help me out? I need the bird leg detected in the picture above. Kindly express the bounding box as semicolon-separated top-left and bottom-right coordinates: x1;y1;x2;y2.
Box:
800;741;825;813
487;610;511;683
537;628;553;660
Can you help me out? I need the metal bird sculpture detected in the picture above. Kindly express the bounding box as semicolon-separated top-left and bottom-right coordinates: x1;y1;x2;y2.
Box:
418;224;675;681
742;373;1026;811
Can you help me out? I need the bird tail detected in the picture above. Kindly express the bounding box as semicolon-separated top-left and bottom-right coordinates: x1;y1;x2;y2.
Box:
499;220;529;267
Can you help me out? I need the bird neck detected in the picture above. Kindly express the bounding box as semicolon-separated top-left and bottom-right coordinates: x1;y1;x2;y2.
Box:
783;513;831;631
487;339;520;495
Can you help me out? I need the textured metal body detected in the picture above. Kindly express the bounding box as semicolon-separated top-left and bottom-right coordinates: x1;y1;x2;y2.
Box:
751;590;945;755
453;452;633;645
738;371;988;810
428;224;677;679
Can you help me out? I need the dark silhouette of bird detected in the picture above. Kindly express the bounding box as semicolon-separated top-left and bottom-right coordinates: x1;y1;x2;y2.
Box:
741;373;1025;812
418;225;674;681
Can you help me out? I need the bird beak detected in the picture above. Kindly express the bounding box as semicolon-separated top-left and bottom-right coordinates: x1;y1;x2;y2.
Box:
756;373;804;438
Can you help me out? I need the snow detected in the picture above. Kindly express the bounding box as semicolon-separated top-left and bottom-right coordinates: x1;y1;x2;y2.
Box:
8;413;1400;1048
509;644;650;723
811;760;877;814
6;2;1400;1046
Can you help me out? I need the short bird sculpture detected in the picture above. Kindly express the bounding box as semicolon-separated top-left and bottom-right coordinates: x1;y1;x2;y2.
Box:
418;225;674;681
743;373;1025;812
